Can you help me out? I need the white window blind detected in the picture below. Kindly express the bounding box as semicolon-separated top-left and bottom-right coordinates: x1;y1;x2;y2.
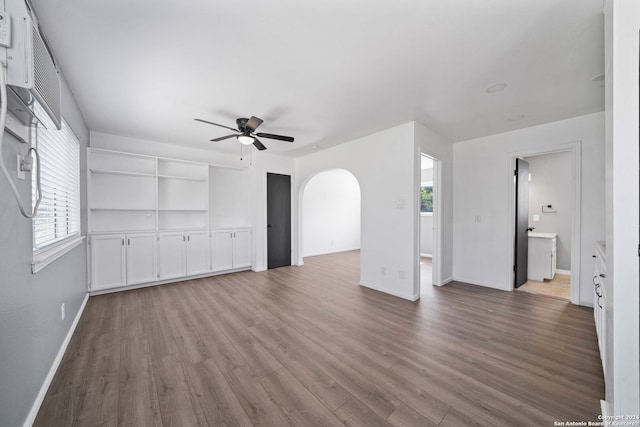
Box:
32;103;80;251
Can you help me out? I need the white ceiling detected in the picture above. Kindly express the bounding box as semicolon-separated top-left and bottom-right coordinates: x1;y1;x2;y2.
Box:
30;0;604;157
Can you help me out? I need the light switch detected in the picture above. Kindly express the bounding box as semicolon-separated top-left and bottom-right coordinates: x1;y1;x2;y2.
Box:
533;214;540;222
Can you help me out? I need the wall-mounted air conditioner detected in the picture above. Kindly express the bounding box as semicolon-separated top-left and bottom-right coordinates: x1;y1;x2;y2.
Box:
1;0;61;130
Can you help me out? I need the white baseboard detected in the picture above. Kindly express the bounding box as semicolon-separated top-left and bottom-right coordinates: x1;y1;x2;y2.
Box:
420;253;433;258
359;281;418;301
452;276;509;291
23;292;89;427
434;277;453;287
303;247;361;258
556;269;571;276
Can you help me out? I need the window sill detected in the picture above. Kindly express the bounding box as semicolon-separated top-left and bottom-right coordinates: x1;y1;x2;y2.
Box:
32;236;85;274
420;212;433;217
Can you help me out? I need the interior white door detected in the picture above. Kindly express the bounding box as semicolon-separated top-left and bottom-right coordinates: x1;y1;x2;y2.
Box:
186;231;211;276
126;233;157;285
90;234;126;290
233;229;252;268
158;232;186;280
211;230;233;271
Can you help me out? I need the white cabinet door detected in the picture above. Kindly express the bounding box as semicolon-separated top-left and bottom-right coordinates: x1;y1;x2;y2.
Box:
90;234;126;291
233;229;252;268
187;231;211;276
126;233;157;285
211;230;234;271
158;232;186;280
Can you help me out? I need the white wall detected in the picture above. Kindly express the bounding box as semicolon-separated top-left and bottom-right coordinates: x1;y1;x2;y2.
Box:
524;151;572;270
90;131;250;169
302;169;360;257
603;0;640;417
210;167;251;228
420;215;433;256
0;75;89;427
452;112;605;306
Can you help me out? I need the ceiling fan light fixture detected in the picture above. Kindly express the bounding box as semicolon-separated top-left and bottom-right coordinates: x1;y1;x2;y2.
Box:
237;135;254;145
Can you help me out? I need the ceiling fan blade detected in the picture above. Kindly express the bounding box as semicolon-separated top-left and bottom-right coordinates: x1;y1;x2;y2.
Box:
255;132;294;142
245;116;264;132
253;138;267;151
195;118;238;133
210;134;238;142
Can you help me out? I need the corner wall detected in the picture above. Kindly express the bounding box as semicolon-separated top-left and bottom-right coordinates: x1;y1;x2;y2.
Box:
295;121;453;300
0;75;90;427
452;112;605;306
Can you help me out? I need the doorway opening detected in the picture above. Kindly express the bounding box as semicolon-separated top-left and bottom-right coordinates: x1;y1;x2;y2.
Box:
419;153;441;297
510;145;580;303
300;169;361;261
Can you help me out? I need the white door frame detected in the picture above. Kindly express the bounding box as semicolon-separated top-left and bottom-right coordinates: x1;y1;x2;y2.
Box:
506;141;582;304
417;152;443;298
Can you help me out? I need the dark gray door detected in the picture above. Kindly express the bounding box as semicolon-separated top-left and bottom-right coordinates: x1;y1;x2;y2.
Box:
515;158;531;288
267;173;291;269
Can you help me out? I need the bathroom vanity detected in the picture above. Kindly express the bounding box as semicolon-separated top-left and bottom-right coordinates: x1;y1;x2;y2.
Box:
527;232;557;281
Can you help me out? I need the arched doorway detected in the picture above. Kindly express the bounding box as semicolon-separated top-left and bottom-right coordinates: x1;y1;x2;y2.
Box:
300;169;361;261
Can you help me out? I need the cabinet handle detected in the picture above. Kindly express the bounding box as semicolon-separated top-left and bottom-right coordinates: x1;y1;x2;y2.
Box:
122;239;124;246
599;273;606;278
127;238;130;246
183;236;186;242
188;235;190;242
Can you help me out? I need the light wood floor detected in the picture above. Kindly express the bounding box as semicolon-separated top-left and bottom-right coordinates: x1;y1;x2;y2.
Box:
517;274;571;300
35;251;604;426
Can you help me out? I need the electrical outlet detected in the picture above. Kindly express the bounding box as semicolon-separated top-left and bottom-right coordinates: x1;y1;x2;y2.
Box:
533;214;540;222
17;154;25;180
60;303;65;321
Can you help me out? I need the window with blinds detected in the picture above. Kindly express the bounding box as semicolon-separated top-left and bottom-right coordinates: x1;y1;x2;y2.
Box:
32;102;80;251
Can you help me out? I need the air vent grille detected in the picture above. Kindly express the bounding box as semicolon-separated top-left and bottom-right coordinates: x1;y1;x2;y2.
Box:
31;24;61;129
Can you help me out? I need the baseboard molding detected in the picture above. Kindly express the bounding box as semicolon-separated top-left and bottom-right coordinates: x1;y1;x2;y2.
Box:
600;400;610;421
420;253;433;258
434;277;453;287
556;269;571;276
89;267;253;296
303;247;361;258
452;276;509;291
359;281;418;301
24;292;89;427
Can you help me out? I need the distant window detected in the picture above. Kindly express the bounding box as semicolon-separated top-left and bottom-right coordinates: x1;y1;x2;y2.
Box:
32;102;81;251
420;182;433;214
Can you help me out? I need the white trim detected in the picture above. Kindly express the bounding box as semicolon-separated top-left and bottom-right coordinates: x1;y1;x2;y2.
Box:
453;276;509;291
303;247;361;258
420;212;433;217
23;293;89;427
555;269;571;276
32;236;85;274
359;281;418;301
88;267;253;296
420;253;433;258
436;277;454;287
506;141;582;305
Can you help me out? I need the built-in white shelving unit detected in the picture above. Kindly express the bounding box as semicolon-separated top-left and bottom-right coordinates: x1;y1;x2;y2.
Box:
87;148;252;294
